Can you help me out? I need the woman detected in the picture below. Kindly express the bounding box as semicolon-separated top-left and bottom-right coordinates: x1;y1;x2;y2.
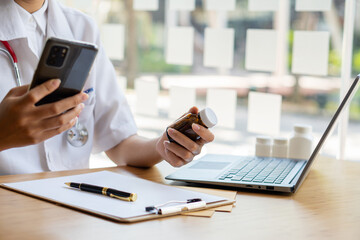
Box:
0;0;214;175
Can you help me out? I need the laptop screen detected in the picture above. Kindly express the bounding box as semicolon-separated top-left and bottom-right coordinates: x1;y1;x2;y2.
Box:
294;76;360;191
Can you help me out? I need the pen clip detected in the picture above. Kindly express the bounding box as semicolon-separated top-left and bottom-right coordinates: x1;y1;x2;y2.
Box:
109;193;137;202
109;193;131;202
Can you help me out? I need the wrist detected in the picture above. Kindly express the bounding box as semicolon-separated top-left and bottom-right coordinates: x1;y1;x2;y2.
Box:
156;133;168;157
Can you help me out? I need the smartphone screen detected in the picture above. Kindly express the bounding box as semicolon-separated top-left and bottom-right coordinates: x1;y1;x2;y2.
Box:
30;38;98;106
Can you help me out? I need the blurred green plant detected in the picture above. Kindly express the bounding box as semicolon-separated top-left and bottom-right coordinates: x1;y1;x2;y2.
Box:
326;93;360;120
138;47;191;73
353;50;360;75
328;49;341;76
135;20;191;74
288;30;294;70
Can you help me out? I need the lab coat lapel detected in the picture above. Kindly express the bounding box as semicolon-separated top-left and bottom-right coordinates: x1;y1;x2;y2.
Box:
46;0;75;40
0;1;27;41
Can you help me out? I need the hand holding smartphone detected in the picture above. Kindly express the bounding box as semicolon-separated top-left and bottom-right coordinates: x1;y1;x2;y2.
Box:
29;37;98;106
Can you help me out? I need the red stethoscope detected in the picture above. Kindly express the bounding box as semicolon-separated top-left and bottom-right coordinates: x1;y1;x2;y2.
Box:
0;40;88;147
0;40;22;87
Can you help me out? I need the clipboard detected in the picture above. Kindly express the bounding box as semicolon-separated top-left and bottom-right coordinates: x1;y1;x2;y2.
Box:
0;171;235;223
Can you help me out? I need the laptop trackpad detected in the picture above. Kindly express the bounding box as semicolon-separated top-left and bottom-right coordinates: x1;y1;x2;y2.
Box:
190;161;231;170
166;154;240;180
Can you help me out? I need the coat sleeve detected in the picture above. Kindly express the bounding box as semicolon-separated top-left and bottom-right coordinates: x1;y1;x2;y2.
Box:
90;31;138;154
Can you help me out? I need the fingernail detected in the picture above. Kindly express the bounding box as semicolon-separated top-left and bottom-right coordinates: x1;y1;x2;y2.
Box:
168;128;175;134
81;93;89;101
52;79;61;87
79;103;85;110
192;149;200;155
192;123;200;131
164;141;170;147
71;117;78;124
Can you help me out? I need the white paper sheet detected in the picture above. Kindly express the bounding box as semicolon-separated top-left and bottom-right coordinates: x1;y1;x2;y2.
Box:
245;29;277;72
204;28;235;69
169;86;196;119
296;0;332;11
205;0;236;11
247;92;282;135
133;0;159;11
206;89;237;129
291;31;330;76
135;77;159;116
101;24;125;61
166;27;194;66
248;0;279;11
2;171;226;220
169;0;195;11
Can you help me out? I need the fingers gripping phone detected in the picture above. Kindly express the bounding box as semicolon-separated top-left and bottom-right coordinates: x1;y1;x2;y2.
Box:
29;37;98;106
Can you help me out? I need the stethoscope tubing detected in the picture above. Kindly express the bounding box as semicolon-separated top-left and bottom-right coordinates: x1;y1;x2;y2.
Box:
0;46;22;87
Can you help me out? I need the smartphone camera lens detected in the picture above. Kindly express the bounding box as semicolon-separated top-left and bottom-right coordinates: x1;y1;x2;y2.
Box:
46;45;68;67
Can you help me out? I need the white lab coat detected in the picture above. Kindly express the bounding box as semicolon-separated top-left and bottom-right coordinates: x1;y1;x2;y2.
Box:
0;0;137;175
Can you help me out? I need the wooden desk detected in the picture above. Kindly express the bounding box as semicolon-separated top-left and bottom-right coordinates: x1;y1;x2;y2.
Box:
0;156;359;240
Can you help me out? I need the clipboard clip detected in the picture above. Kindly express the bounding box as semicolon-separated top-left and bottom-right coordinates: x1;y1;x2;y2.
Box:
145;198;206;215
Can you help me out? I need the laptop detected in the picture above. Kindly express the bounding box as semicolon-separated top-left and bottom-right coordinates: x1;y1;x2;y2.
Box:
166;75;360;193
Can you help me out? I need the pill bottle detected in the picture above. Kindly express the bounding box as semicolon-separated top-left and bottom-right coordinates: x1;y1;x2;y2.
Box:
255;136;272;157
288;125;313;160
166;108;217;143
272;137;289;158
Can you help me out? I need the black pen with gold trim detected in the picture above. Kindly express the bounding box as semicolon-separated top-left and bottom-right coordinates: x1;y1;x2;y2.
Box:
65;182;137;202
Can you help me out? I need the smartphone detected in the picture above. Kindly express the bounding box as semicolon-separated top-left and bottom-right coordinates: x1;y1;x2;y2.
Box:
29;37;98;106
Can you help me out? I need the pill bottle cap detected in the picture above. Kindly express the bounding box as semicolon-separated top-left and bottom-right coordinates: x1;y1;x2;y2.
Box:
199;108;218;128
273;137;288;145
294;124;312;134
256;136;272;144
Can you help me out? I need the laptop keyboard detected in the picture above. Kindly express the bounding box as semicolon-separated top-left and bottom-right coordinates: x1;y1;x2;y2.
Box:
218;157;297;184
